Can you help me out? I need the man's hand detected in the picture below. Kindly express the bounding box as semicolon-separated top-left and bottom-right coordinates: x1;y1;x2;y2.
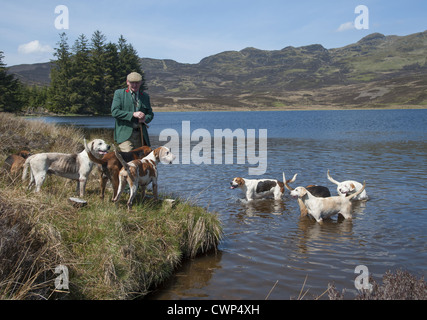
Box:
133;111;149;128
133;111;146;122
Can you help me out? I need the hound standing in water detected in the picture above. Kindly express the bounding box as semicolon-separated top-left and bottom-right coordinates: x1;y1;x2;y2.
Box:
290;181;366;222
230;175;285;201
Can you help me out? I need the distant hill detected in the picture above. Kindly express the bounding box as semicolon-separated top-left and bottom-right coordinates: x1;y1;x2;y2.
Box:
8;62;52;86
8;31;427;110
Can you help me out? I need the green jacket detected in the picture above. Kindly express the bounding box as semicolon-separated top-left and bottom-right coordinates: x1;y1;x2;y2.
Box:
111;88;154;146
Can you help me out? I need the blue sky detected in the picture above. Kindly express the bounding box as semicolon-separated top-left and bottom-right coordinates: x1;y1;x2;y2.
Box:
1;0;426;66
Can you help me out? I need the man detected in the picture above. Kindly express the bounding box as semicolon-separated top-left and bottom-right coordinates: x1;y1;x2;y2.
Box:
111;72;154;151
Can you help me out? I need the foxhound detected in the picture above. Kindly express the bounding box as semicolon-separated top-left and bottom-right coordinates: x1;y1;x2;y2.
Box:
3;150;32;176
283;172;331;217
290;181;366;222
230;174;285;201
113;146;176;210
22;139;110;197
84;140;152;200
327;170;368;200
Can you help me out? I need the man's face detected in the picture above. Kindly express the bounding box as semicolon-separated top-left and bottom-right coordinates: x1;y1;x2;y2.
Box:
127;80;142;93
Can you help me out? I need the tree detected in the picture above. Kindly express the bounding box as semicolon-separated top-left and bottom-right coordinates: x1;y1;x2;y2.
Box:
0;51;23;112
69;34;91;114
25;85;48;111
117;35;146;90
103;42;120;113
48;32;144;115
87;30;107;114
48;32;73;113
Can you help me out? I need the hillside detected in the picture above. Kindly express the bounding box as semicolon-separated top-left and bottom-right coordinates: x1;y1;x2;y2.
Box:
8;31;427;110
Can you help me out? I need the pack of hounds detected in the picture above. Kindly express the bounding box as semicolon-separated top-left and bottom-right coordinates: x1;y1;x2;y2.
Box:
230;171;367;222
5;138;367;222
5;138;174;211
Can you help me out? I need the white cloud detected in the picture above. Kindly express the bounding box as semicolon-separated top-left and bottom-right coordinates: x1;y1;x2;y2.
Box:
337;22;355;32
18;40;53;55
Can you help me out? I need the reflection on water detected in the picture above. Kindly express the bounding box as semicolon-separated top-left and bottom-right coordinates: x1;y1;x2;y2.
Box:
33;110;427;299
148;253;224;300
233;199;286;217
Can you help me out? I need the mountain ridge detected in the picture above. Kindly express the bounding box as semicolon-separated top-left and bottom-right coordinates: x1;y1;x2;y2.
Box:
8;31;427;110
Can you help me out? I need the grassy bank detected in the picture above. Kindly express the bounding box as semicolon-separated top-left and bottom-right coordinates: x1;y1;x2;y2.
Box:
0;113;222;300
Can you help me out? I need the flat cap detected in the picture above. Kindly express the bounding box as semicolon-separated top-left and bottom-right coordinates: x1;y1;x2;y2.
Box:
127;72;142;82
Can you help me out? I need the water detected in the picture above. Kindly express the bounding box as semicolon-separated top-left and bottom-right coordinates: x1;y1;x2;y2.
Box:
36;109;427;299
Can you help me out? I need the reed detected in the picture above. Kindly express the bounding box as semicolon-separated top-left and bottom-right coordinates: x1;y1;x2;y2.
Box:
0;113;222;300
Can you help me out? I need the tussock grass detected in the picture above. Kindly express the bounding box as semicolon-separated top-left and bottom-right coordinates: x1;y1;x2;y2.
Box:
0;113;222;299
0;113;84;156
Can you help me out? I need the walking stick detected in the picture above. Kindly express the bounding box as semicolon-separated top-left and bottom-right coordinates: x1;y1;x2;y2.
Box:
138;121;149;146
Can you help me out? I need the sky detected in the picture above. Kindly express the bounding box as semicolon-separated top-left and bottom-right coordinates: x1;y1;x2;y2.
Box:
1;0;426;67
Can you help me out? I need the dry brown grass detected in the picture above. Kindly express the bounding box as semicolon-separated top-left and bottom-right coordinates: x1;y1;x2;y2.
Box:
0;193;64;299
0;113;83;156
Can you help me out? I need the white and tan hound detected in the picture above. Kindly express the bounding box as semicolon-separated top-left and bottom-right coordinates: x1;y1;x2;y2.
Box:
113;146;176;209
327;169;368;200
22;139;110;197
230;174;285;201
290;181;366;222
283;172;331;217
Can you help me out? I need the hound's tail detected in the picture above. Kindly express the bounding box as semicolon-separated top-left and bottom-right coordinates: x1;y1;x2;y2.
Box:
283;172;298;191
114;146;131;176
22;156;36;189
327;169;340;185
22;158;31;182
347;181;366;200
